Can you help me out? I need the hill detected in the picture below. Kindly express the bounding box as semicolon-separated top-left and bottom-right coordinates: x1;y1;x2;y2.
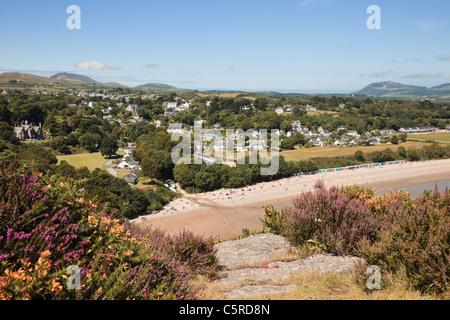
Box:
137;83;180;91
50;72;100;84
355;81;450;99
356;81;428;96
0;72;55;86
0;71;189;92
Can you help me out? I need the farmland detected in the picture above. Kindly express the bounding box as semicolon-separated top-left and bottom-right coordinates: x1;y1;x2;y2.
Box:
57;152;109;172
280;141;435;162
408;133;450;144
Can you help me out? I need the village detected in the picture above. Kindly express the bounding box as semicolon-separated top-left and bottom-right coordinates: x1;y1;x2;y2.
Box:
8;88;450;188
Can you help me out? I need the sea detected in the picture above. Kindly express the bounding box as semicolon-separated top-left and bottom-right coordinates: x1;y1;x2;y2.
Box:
381;180;450;197
272;180;450;211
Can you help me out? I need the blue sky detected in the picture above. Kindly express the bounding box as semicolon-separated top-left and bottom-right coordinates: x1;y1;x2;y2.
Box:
0;0;449;92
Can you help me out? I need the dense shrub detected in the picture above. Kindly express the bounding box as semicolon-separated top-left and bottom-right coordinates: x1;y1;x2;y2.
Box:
132;227;218;277
263;181;450;295
357;188;450;294
262;181;378;256
0;160;208;300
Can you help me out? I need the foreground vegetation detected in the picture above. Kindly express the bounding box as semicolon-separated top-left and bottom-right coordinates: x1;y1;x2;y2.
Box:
0;160;218;300
262;181;450;297
2;156;449;300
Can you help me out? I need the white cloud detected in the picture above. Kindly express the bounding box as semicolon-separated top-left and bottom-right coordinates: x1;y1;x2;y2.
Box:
145;63;159;69
76;60;118;70
369;71;397;78
401;73;434;79
401;72;450;79
436;72;450;78
297;0;316;7
412;20;431;31
360;71;398;78
437;55;450;61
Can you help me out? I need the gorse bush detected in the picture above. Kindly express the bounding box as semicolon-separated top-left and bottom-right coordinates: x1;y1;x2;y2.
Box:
357;188;450;294
262;181;450;295
0;159;214;300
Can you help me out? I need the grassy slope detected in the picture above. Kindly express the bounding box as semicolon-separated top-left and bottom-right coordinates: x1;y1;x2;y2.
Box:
57;152;109;172
408;133;450;143
280;141;432;162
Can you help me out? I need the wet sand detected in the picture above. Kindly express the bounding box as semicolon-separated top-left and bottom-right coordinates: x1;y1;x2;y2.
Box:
132;159;450;241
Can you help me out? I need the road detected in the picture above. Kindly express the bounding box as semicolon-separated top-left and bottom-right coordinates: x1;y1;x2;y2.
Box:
103;160;118;178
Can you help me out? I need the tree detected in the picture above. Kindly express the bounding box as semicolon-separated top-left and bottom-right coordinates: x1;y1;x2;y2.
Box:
141;156;161;181
354;150;365;162
79;133;102;153
391;135;399;145
173;164;195;188
100;136;118;158
399;133;407;143
55;160;78;179
406;149;421;161
397;146;407;158
0;105;12;124
293;106;306;118
373;117;386;130
17;145;57;172
0;121;18;145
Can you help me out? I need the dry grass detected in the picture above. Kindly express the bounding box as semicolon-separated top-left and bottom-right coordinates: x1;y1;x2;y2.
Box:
248;272;433;300
193;270;436;301
280;142;434;162
408;133;450;143
197;92;246;98
307;111;339;116
57;152;109;172
192;240;436;301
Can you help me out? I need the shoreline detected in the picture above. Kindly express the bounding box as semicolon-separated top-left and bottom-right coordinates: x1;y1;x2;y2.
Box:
132;159;450;240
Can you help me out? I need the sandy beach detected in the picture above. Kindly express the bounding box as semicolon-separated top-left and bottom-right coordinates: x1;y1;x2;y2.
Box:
132;159;450;240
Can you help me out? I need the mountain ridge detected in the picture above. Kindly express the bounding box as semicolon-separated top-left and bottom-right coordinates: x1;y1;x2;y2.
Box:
0;71;185;92
2;72;450;98
354;81;450;97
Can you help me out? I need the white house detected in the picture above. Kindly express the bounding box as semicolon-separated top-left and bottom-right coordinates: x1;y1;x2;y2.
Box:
126;104;139;112
167;123;184;134
275;107;284;115
334;140;347;146
117;156;140;170
347;130;359;137
176;102;190;111
163;102;178;110
313;138;325;147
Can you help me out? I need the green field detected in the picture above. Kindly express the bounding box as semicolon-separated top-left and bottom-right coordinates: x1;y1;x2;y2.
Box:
408;133;450;143
280;141;434;162
57;152;109;172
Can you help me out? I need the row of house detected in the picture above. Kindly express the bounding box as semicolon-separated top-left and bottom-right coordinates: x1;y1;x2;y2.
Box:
163;101;190;112
399;126;438;134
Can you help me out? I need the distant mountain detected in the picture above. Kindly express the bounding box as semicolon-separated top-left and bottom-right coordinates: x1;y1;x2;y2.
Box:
356;81;428;96
355;81;450;99
136;83;193;92
50;72;99;84
0;72;54;85
103;82;126;88
0;72;133;90
137;83;178;90
431;83;450;90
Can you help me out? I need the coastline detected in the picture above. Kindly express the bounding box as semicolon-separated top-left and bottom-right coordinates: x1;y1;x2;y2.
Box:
132;159;450;240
